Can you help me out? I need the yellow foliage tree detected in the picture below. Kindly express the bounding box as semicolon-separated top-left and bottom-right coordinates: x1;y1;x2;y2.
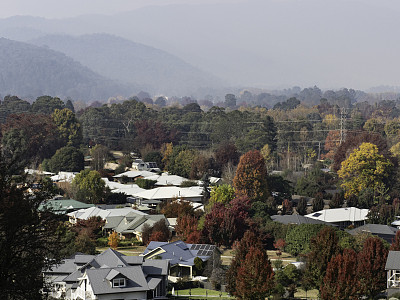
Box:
108;231;120;250
338;142;393;199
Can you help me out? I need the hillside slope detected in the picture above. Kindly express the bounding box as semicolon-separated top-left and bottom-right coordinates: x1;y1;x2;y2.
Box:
0;38;133;101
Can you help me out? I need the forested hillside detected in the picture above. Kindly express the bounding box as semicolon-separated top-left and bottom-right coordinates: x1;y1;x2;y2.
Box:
29;34;223;96
0;38;133;101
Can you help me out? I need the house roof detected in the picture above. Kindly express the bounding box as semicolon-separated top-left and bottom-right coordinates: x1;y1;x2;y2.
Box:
386;251;400;270
347;224;398;236
113;170;155;179
271;214;333;226
132;186;202;201
68;207;140;221
305;207;369;223
39;199;94;214
86;266;149;295
142;240;217;266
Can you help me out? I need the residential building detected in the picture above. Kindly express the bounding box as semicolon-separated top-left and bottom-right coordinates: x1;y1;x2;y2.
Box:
305;207;369;229
142;240;220;282
44;248;169;300
386;251;400;297
347;224;398;243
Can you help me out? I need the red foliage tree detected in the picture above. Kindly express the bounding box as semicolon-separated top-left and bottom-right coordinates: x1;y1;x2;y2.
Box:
233;150;269;202
72;216;105;240
322;130;340;161
274;239;286;257
203;196;250;247
175;215;200;242
281;199;293;215
320;248;359;300
215;141;240;168
160;199;195;218
134;119;178;150
235;247;274;300
390;230;400;251
357;237;388;298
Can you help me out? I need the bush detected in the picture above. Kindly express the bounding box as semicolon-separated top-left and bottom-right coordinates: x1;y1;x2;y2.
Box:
135;178;157;189
96;237;108;247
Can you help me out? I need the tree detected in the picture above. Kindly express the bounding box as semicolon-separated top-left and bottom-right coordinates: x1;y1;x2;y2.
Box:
175;215;200;242
233;150;269;202
75;232;96;255
72;170;106;204
31;95;65;115
390;230;400;251
312;192;325;212
285;224;325;256
160;200;195;218
207;184;235;211
320;248;359;300
108;231;120;249
235;247;274;300
338;142;394;199
52;108;82;147
357;237;388;298
141;220;171;245
329;192;344;209
215;141;240;169
90;144;111;171
0;153;64;299
48;146;84;173
224;94;237;108
296;197;308;215
304;227;339;289
282;199;293;215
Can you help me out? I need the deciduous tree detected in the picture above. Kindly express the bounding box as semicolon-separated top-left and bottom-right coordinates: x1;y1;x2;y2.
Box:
233;150;269;202
108;231;120;249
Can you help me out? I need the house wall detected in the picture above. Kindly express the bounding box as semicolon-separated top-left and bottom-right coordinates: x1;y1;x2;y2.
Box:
97;291;147;300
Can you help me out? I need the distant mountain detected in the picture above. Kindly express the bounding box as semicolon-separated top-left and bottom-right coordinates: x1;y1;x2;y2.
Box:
29;33;223;96
0;38;134;101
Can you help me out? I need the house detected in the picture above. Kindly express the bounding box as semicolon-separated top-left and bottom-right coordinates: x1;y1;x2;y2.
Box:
141;240;220;282
67;207;138;224
132;186;203;204
386;251;400;297
44;248;169;300
305;207;369;229
132;159;161;172
347;224;398;243
271;214;334;226
39;199;95;215
113;170;156;183
103;211;169;241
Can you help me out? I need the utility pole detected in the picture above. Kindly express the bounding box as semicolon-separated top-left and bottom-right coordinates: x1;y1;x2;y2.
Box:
340;107;347;144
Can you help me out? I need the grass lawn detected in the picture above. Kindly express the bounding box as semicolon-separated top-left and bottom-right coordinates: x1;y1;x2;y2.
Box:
294;288;319;299
172;288;233;298
221;248;296;266
96;245;147;256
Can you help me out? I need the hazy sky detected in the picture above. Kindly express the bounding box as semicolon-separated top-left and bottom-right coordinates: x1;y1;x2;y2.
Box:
0;0;243;19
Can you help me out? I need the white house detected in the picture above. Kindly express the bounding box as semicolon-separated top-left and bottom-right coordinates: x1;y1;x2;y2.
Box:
306;207;369;229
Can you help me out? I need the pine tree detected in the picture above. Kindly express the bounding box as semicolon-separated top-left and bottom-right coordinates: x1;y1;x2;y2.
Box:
296;197;308;215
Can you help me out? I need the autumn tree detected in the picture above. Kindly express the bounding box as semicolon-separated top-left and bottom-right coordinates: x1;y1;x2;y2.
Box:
322;130;340;161
304;227;339;288
141;220;171;245
214;141;240;169
390;230;400;251
108;231;120;249
203;196;250;247
233;150;269;202
206;184;235;211
320;248;359;300
175;215;200;242
281;199;293;215
160;199;195;218
235;247;274;300
357;237;388;298
338;142;394;199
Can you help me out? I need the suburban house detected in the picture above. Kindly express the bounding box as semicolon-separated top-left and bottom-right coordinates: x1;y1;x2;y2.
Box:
39;199;94;215
305;207;369;229
271;214;334;226
347;224;398;243
113;170;156;183
141;240;220;282
44;248;169;300
132;186;203;204
145;173;189;187
67;207;140;224
386;251;400;297
132;159;161;173
103;210;169;241
102;178;146;196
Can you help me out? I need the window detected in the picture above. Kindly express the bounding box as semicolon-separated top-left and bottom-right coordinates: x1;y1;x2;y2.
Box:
113;278;126;287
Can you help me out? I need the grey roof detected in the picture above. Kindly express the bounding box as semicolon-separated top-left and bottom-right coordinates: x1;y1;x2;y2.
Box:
45;253;95;275
147;277;162;290
348;224;398;236
142;260;169;276
86;266;149;295
142;240;216;266
271;214;333;226
386;251;400;270
104;216;125;229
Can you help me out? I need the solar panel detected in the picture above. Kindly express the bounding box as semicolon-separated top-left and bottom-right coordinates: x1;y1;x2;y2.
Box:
197;250;205;256
194;244;201;250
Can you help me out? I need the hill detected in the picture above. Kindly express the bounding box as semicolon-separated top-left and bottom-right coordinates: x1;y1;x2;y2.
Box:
29;33;223;96
0;38;133;101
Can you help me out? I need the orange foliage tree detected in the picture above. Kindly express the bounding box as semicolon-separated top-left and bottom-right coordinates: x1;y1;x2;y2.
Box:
108;231;120;249
233;150;269;202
